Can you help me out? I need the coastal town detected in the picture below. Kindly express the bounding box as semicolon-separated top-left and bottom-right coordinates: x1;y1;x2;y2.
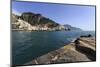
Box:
12;19;68;31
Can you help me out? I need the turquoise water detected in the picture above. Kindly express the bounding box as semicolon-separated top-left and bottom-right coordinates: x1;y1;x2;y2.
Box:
12;31;95;65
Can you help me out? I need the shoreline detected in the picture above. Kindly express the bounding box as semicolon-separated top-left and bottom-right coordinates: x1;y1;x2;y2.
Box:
24;36;96;65
12;29;70;32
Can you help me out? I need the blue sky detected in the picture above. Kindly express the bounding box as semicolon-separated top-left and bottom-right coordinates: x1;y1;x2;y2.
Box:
12;1;95;31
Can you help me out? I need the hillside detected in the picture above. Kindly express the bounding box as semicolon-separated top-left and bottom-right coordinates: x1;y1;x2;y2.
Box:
12;12;82;31
20;12;59;27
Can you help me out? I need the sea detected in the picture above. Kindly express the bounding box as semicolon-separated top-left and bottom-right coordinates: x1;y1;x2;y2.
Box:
12;31;95;65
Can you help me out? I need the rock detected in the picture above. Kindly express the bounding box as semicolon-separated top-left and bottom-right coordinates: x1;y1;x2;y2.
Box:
24;37;95;65
74;37;96;61
80;34;92;37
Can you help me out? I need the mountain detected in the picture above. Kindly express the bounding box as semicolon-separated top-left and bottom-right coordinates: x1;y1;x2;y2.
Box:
12;12;82;31
63;24;82;31
12;12;60;30
20;12;59;27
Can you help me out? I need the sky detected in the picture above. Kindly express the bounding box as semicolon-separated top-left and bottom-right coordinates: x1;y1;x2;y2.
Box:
12;1;96;31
